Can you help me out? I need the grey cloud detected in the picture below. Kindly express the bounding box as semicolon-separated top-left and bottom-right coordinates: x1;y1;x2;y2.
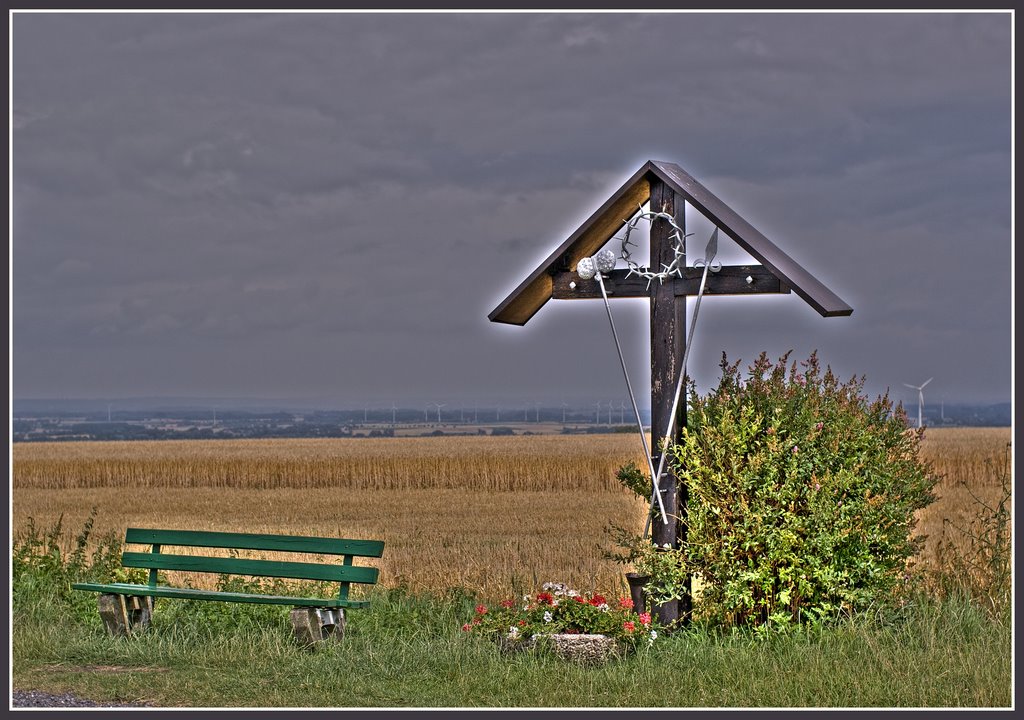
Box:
12;12;1011;404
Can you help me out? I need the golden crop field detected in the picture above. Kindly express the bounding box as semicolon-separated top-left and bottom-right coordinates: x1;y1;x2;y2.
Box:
11;427;1011;599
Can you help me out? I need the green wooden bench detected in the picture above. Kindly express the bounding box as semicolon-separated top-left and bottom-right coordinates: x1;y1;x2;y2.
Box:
72;527;385;645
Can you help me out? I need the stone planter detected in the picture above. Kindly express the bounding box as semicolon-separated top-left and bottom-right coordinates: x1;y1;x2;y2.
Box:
537;633;625;664
495;633;625;664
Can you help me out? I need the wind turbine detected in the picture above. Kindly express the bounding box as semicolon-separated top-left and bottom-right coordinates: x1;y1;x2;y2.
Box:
391;402;397;425
619;400;627;425
594;401;602;424
435;403;446;423
561;402;569;424
607;400;615;425
535;401;541;423
903;378;933;429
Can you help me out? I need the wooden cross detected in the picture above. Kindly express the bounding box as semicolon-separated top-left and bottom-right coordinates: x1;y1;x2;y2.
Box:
489;161;852;627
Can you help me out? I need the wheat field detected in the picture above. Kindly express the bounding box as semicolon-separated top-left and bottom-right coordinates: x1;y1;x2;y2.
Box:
11;428;1010;598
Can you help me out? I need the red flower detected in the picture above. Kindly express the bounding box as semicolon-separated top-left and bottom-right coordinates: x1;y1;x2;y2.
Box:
518;620;527;626
499;599;515;608
461;623;472;632
638;612;651;625
618;597;634;610
536;592;554;605
588;594;607;607
475;604;488;615
573;596;586;603
623;621;636;632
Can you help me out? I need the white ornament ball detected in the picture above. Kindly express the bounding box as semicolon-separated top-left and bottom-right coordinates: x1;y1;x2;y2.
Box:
594;249;616;273
577;256;596;280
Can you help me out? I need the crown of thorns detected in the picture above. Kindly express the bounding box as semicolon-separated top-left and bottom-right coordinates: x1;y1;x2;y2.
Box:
618;208;692;285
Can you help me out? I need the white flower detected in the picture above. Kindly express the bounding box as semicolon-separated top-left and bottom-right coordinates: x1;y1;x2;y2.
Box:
552;599;559;607
508;626;519;639
543;611;553;623
650;630;658;640
662;543;672;550
566;590;580;598
597;603;609;612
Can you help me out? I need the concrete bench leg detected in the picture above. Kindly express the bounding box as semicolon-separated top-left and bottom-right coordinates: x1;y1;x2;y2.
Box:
97;594;153;637
290;607;345;647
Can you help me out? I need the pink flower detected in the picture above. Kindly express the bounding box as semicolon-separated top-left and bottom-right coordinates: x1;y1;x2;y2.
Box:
815;421;824;431
623;621;636;632
638;612;651;626
767;427;775;435
475;604;488;615
792;445;799;454
461;623;472;632
499;599;515;609
618;597;634;610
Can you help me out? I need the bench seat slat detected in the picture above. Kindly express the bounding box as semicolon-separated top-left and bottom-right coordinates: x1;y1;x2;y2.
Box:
125;528;384;558
120;552;379;584
71;583;369;608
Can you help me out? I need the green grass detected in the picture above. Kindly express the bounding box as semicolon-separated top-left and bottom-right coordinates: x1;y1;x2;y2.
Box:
11;585;1011;708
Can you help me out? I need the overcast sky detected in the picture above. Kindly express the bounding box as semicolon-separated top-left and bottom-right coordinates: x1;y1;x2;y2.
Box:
11;11;1012;409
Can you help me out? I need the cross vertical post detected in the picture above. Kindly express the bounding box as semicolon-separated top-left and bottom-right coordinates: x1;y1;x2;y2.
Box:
648;179;690;627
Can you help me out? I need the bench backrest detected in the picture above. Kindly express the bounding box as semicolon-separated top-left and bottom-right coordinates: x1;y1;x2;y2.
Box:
123;528;384;601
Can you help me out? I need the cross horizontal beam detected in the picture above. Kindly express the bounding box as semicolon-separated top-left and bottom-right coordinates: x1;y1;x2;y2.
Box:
550;265;789;300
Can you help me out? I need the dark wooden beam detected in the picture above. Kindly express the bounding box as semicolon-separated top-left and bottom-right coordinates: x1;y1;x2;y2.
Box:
550;265;789;299
648;179;684;628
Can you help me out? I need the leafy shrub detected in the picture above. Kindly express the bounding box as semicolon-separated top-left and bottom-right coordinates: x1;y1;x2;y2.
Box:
12;509;145;625
615;461;652;501
670;351;937;630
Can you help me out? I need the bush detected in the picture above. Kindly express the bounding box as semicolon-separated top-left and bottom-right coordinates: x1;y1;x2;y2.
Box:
670;351;937;630
12;509;145;625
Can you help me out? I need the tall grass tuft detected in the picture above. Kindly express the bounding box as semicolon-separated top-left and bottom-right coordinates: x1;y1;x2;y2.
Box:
926;442;1012;619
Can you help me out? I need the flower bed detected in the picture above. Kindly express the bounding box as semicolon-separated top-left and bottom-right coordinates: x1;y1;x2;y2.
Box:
462;582;658;663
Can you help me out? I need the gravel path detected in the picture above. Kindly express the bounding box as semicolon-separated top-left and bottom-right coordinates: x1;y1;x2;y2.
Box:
12;690;153;708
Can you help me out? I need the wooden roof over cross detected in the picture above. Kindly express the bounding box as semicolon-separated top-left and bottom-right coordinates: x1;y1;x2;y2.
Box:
488;160;853;325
